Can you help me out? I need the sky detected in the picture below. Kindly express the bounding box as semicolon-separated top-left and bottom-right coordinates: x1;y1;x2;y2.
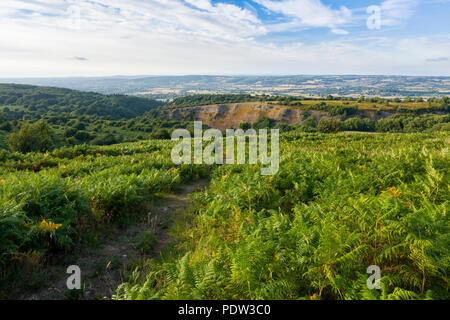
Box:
0;0;449;77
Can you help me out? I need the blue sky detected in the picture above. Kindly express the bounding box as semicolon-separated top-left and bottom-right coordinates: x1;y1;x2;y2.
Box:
0;0;449;76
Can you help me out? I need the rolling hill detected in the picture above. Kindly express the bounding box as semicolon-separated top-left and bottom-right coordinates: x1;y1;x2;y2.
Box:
0;83;163;120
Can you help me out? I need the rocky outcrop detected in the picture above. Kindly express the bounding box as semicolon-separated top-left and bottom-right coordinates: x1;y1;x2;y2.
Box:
152;102;397;129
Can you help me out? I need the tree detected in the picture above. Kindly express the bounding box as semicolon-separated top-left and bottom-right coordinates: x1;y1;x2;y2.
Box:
0;111;5;123
300;116;317;132
273;123;294;132
0;121;12;132
375;115;404;132
91;133;119;146
239;122;251;130
150;128;171;140
73;121;86;130
7;119;53;153
63;127;77;138
253;117;273;130
74;130;94;142
343;117;375;132
317;118;342;133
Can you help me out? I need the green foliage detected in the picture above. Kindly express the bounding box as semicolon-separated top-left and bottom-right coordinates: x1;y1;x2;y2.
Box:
135;231;158;254
253;117;274;130
317;118;342;133
6;119;53;153
115;131;450;300
91;133;121;146
342;117;375;132
305;102;358;116
73;130;94;142
0;139;212;276
149;128;171;140
273;123;294;132
238;122;251;131
1;87;449;300
1;89;448;152
170;94;264;108
299;116;317;132
0;84;163;120
376;114;450;133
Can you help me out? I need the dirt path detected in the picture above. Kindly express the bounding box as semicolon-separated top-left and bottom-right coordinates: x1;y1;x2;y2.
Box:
23;179;209;300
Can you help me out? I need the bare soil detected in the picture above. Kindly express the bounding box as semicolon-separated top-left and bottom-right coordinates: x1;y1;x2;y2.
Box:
21;179;209;300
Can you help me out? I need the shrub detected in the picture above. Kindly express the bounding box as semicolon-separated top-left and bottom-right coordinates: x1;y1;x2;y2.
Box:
0;122;12;132
6;120;53;153
317;118;342;133
74;130;94;142
299;116;317;132
134;231;158;254
273;123;294;132
253;117;274;130
343;117;375;132
375;116;404;132
63;127;77;138
91;133;119;146
150;128;170;140
238;122;251;130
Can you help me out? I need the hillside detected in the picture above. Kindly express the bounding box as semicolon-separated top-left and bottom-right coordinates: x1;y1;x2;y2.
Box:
0;84;163;120
0;88;448;153
0;87;449;300
149;99;449;130
152;102;306;129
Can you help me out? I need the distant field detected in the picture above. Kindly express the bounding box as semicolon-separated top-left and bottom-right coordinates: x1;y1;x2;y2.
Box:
1;75;449;98
268;100;443;111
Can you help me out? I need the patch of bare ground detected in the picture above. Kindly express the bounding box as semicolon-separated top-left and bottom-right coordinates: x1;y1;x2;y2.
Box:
21;179;209;300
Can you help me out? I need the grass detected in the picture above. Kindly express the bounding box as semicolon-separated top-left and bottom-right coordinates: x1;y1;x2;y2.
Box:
268;99;443;111
134;231;158;255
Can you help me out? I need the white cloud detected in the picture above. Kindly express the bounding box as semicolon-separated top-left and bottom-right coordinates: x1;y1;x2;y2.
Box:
380;0;419;26
254;0;352;32
0;0;266;41
185;0;213;11
0;0;448;76
331;28;349;35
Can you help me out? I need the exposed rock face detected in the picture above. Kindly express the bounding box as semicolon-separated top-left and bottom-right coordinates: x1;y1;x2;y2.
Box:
153;102;395;129
156;103;320;129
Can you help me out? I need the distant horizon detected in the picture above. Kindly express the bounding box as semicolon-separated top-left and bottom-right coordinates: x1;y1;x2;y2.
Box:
1;74;449;79
2;74;448;98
